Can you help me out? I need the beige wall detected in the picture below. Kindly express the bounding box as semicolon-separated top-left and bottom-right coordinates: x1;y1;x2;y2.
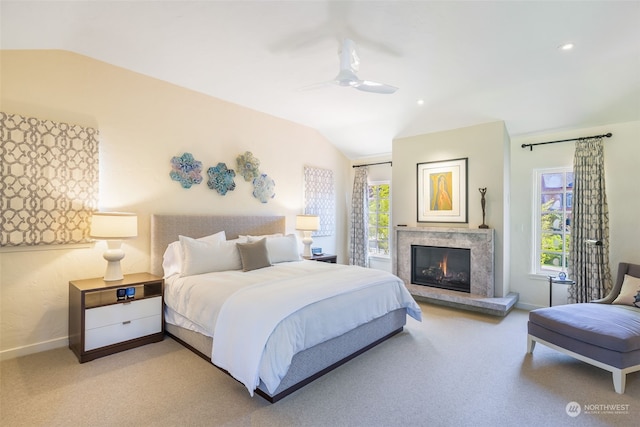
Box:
391;121;511;297
510;120;640;309
0;50;350;359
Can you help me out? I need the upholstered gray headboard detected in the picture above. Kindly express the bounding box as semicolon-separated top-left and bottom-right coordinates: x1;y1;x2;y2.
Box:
150;215;286;276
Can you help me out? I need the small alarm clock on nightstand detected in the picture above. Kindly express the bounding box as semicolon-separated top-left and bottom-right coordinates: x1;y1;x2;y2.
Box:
311;247;322;255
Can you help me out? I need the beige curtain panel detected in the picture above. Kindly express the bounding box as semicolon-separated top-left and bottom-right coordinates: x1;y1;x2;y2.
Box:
568;137;612;303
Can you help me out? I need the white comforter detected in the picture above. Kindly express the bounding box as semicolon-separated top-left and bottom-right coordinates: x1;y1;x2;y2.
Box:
164;261;421;396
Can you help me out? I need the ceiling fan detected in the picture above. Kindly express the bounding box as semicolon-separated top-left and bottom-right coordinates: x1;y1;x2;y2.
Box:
314;38;398;94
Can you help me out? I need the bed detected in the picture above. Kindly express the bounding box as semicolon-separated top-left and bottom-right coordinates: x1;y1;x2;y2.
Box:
150;214;422;402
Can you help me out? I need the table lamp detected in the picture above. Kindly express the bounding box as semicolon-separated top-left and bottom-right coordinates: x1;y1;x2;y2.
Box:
296;215;319;259
90;212;138;281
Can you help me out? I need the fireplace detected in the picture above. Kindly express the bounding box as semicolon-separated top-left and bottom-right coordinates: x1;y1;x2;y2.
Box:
395;227;518;316
411;245;471;293
394;226;495;298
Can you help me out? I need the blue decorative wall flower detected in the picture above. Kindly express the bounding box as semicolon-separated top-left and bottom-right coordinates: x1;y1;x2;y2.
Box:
252;173;275;203
236;151;260;182
207;162;236;195
170;152;203;188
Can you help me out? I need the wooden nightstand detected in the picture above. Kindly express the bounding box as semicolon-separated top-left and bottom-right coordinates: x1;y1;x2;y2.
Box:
309;254;337;263
69;273;164;363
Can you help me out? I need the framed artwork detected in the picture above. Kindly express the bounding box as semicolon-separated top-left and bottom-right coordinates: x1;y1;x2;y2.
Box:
417;157;468;223
1;112;99;247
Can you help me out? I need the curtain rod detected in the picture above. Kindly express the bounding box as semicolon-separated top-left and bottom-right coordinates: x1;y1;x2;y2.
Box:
352;161;392;168
521;132;612;151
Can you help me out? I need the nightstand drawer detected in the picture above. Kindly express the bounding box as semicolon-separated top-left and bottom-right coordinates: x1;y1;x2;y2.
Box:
85;314;162;351
85;297;161;329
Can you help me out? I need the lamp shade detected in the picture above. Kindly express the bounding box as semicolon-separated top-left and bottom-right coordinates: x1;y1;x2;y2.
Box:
90;212;138;240
296;215;319;231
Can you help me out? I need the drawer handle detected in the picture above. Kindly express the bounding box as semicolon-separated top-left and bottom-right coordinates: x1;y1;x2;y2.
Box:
122;320;131;325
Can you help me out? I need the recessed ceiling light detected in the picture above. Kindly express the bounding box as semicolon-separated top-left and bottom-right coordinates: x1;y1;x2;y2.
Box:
559;43;574;51
417;99;425;106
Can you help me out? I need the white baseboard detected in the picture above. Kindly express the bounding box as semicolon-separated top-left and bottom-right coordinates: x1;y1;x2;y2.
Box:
0;337;68;361
515;301;544;311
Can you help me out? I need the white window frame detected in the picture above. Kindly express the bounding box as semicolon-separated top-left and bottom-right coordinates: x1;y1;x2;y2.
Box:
367;180;391;258
533;167;573;275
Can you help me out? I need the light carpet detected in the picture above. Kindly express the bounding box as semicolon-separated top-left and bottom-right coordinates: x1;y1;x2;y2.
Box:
1;302;637;426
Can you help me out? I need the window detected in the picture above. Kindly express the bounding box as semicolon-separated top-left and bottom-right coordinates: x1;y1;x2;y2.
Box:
303;166;335;237
534;168;573;274
367;182;390;256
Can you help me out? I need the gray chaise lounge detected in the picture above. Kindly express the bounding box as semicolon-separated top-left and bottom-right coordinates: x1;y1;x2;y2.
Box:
527;262;640;393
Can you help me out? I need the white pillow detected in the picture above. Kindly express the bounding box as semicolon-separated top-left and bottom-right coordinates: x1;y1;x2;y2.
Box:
211;239;244;272
179;236;242;277
239;233;283;240
612;274;640;307
162;231;225;277
248;234;301;263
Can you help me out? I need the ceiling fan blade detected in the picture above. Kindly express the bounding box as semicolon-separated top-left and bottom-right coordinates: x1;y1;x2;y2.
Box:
354;80;398;94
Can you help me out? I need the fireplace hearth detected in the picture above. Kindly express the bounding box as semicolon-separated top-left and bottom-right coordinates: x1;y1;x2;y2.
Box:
411;245;471;293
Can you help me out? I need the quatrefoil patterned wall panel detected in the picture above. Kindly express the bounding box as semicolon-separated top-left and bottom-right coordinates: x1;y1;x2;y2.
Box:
303;166;335;237
0;112;99;247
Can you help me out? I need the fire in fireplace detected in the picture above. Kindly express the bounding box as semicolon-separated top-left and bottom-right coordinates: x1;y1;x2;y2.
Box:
411;245;471;293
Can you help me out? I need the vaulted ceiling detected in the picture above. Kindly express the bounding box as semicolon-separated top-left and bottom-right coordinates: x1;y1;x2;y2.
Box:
2;1;639;159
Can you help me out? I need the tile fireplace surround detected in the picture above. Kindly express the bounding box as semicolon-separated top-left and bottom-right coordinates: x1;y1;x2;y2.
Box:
393;226;518;316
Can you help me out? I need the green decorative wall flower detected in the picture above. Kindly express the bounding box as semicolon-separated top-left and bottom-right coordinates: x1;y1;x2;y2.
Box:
236;151;260;182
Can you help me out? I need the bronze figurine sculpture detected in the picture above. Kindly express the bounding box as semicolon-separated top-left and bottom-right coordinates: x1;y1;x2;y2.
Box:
479;187;489;229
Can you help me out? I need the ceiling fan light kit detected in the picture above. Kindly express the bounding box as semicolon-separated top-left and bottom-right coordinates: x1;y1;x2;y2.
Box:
334;68;360;87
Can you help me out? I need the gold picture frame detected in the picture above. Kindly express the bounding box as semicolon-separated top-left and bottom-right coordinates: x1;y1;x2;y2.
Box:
417;158;468;223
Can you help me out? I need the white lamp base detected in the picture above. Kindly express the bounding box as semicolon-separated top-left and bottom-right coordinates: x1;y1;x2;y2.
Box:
103;240;125;281
302;231;313;259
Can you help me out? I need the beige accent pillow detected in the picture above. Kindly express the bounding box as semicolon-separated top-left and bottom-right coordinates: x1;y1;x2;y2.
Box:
236;238;272;272
612;274;640;307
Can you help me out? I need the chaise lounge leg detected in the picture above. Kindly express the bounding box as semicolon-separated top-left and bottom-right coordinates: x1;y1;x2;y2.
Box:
612;370;626;394
527;335;536;353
